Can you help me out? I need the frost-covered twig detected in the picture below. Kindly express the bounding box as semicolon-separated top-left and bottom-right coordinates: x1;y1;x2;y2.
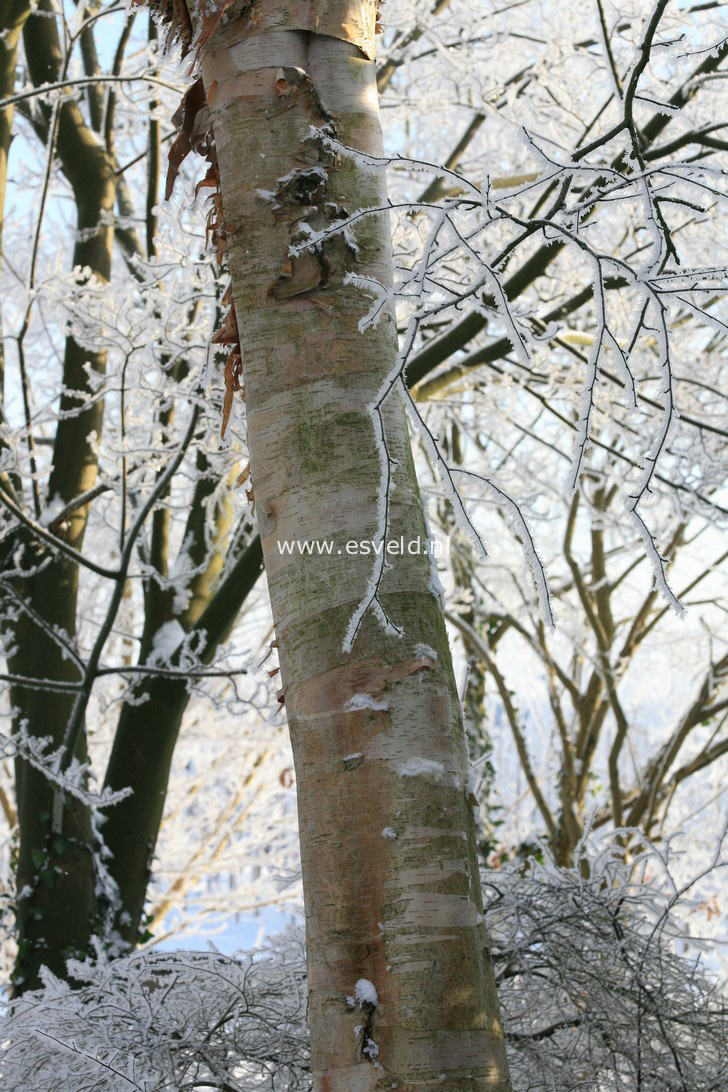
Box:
0;725;132;809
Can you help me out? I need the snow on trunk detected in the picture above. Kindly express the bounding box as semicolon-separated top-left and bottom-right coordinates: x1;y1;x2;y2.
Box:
198;2;510;1087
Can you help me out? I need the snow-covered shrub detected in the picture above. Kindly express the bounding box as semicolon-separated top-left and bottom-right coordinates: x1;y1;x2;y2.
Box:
487;842;727;1091
1;845;725;1090
0;929;310;1091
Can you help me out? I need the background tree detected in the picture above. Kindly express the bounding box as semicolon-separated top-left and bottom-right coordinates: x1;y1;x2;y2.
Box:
0;0;274;989
441;466;728;869
382;0;728;878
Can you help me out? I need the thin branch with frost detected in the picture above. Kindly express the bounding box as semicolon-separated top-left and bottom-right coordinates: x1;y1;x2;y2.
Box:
313;128;486;203
621;300;686;613
0;577;85;673
452;469;554;628
0;726;132;809
0;482;119;580
342;207;452;651
332;29;726;635
341;397;404;654
0;74;184;112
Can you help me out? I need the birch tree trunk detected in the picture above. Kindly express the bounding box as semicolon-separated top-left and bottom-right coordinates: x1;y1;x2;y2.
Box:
179;1;511;1086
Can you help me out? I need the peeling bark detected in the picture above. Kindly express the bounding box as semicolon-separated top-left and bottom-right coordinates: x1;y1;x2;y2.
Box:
151;0;511;1085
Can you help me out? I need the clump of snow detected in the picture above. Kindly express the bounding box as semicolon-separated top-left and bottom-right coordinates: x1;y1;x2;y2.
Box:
397;758;445;780
171;581;192;615
345;693;388;712
381;827;397;840
354;978;378;1006
170;531;196;614
363;1038;379;1059
414;643;438;661
275;166;321;187
39;495;66;527
148;620;184;667
343;753;363;762
343;224;360;258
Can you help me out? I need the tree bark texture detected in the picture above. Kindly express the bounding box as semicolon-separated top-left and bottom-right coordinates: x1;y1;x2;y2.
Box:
196;2;511;1087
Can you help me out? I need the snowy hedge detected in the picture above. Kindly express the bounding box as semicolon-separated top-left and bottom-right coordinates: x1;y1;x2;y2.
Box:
2;847;725;1091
